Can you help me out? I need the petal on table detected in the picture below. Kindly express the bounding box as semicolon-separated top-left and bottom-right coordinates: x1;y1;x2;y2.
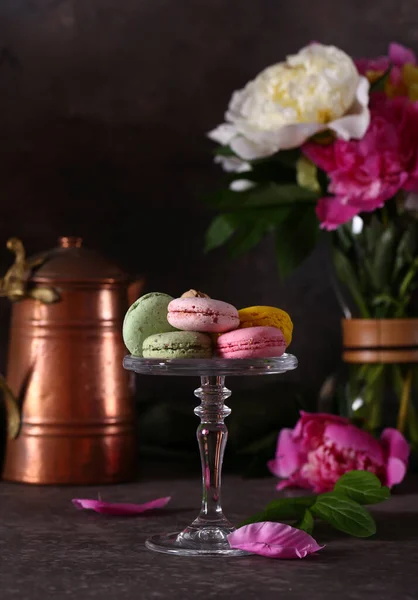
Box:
227;522;324;559
72;496;171;516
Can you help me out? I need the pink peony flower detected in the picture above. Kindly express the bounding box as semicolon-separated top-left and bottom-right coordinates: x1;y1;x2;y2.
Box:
356;42;416;86
304;94;418;229
268;411;409;493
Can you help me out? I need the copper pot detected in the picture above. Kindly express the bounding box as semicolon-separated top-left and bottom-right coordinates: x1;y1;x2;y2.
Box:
3;236;144;484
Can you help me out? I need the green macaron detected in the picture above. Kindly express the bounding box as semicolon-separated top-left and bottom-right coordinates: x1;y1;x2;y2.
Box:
142;331;213;359
123;292;177;357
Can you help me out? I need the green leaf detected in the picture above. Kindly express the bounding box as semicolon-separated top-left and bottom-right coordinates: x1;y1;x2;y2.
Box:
335;224;354;253
332;247;371;317
271;149;300;169
372;224;397;291
399;257;418;299
311;493;376;537
227;222;268;258
239;159;296;185
204;214;236;252
256;184;318;205
213;145;236;157
296;156;321;193
371;293;402;309
296;509;314;535
237;431;279;455
203;188;246;209
364;215;383;255
333;471;391;505
206;184;318;212
370;67;391;92
275;205;319;278
241;496;316;526
392;227;417;284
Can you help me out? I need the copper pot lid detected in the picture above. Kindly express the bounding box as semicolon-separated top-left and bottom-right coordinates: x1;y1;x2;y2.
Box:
32;237;128;283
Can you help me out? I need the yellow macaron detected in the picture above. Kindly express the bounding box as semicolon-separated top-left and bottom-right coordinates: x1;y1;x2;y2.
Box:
238;306;293;346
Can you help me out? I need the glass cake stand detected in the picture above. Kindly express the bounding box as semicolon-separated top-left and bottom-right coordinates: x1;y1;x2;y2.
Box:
123;354;298;556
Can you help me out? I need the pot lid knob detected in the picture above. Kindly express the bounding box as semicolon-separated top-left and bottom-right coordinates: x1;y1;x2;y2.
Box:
58;236;83;249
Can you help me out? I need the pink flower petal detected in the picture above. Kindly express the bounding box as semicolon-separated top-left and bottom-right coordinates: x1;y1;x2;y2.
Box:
228;522;324;559
380;428;410;464
324;423;385;464
389;42;416;67
316;196;362;230
293;411;350;439
72;496;171;516
386;457;407;487
355;56;390;76
303;143;337;173
268;428;301;478
275;472;313;491
275;479;295;491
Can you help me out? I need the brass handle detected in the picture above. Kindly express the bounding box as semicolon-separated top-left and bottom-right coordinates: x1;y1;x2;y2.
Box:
0;237;59;304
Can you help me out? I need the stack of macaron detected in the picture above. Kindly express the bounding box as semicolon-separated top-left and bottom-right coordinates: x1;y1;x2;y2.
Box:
122;289;292;360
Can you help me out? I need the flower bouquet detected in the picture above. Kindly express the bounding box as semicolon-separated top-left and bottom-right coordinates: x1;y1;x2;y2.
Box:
206;42;418;445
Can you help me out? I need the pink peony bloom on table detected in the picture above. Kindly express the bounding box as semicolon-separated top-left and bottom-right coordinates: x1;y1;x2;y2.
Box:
268;411;410;493
304;94;418;230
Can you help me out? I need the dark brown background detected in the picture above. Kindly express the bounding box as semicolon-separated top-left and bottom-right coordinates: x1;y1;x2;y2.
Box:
0;0;417;463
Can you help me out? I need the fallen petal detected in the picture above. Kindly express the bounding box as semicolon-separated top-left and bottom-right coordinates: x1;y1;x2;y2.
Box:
228;522;324;559
72;496;171;516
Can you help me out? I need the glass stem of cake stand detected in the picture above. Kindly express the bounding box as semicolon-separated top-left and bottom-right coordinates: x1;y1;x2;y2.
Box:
191;375;233;534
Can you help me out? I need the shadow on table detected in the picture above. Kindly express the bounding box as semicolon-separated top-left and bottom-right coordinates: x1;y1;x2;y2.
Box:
372;511;418;542
313;511;418;544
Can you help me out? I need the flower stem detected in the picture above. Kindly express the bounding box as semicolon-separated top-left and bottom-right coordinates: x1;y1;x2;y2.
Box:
381;205;389;228
397;369;413;434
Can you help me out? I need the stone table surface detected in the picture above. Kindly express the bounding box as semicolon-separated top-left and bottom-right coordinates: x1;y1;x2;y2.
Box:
1;473;418;600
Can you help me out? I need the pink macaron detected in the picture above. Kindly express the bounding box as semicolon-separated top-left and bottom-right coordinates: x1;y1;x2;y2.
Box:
216;326;286;359
167;297;239;333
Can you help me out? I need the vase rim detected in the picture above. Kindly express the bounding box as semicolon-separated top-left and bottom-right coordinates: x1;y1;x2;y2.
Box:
342;318;418;363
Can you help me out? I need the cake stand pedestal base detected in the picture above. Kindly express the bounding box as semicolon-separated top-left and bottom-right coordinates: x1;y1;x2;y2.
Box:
123;355;298;557
145;525;248;557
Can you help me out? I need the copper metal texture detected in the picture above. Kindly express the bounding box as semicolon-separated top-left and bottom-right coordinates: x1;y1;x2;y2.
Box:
342;319;418;364
3;237;143;484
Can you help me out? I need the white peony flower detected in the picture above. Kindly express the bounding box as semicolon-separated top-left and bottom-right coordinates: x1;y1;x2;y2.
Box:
208;43;370;161
229;179;256;192
214;154;252;173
